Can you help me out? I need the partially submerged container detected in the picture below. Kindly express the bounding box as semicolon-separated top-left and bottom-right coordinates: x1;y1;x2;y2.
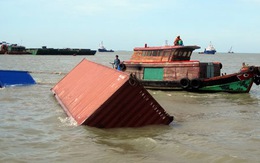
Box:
51;59;173;128
0;70;36;88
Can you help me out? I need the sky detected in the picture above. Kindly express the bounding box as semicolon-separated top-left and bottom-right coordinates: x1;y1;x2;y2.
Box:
1;0;260;53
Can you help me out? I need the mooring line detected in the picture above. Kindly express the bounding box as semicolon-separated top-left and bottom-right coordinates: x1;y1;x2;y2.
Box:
28;71;67;75
37;82;57;85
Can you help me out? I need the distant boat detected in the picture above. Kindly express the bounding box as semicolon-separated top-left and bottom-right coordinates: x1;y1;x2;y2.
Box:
0;41;31;55
228;46;234;53
203;42;216;54
98;41;114;52
26;46;96;55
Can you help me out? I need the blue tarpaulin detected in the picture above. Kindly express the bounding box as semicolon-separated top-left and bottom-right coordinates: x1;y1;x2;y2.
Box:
0;70;36;87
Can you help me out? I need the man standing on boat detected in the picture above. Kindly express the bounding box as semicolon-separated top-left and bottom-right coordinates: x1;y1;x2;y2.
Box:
174;36;183;46
114;55;121;70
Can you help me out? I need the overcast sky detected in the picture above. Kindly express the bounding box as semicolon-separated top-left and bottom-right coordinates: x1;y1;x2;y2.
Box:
1;0;260;53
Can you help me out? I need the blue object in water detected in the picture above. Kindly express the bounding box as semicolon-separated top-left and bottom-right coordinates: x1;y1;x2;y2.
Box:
0;70;36;87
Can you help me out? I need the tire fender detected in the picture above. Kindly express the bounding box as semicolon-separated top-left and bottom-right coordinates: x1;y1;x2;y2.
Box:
190;78;202;89
180;78;190;89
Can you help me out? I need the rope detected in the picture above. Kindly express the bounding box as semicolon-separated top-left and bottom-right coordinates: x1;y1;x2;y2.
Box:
37;82;57;85
28;71;67;75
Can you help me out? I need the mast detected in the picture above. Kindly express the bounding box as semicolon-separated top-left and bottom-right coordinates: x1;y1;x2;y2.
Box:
228;46;233;53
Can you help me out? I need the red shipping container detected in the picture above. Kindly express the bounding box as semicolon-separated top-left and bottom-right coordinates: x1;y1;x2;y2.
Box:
51;59;173;128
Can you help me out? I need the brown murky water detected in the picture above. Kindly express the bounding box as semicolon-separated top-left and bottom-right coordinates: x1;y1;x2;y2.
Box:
1;52;260;163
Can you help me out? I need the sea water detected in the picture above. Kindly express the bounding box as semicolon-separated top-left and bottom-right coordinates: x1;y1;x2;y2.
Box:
0;52;260;163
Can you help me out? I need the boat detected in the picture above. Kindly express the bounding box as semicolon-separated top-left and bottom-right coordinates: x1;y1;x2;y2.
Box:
26;46;96;55
98;41;114;52
0;42;31;55
201;42;216;54
119;43;260;93
228;46;234;53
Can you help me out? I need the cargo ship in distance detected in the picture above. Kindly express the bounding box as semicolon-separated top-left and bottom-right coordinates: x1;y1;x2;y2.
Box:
1;41;96;55
199;42;216;54
26;46;96;55
98;41;114;52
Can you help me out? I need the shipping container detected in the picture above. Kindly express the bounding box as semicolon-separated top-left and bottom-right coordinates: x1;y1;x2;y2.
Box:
51;59;173;128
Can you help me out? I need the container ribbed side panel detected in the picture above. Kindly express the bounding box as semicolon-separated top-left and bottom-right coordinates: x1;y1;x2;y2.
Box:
51;59;173;128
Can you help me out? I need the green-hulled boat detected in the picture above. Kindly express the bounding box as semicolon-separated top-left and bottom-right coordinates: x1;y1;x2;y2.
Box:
197;68;259;93
120;43;260;93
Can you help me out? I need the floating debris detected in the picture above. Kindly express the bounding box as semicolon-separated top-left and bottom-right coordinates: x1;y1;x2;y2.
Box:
0;70;36;88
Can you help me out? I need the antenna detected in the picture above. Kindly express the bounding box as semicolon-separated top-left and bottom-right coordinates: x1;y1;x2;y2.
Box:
165;40;168;46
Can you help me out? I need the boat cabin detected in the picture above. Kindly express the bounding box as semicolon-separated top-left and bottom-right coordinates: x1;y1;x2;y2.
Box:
123;44;223;90
129;45;200;62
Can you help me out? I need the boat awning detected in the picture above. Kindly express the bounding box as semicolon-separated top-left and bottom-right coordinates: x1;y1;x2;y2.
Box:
134;45;200;51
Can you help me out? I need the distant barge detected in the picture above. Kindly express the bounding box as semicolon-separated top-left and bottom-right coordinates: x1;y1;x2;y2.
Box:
1;41;96;55
26;46;96;55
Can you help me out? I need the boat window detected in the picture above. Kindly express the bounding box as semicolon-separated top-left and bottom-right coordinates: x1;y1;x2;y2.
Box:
152;51;156;56
142;51;150;56
163;51;171;57
184;51;190;57
174;50;178;56
160;51;165;56
157;50;161;56
188;51;192;57
178;51;183;56
153;51;160;56
183;51;187;56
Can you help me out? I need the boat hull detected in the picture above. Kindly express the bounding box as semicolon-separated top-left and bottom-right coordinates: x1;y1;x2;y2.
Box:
203;50;216;54
134;76;254;93
199;78;253;93
98;48;114;52
122;62;260;93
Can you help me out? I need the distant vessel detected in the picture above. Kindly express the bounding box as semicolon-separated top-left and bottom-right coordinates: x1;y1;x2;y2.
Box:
203;42;216;54
0;41;31;55
228;46;234;53
98;41;114;52
26;46;96;55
